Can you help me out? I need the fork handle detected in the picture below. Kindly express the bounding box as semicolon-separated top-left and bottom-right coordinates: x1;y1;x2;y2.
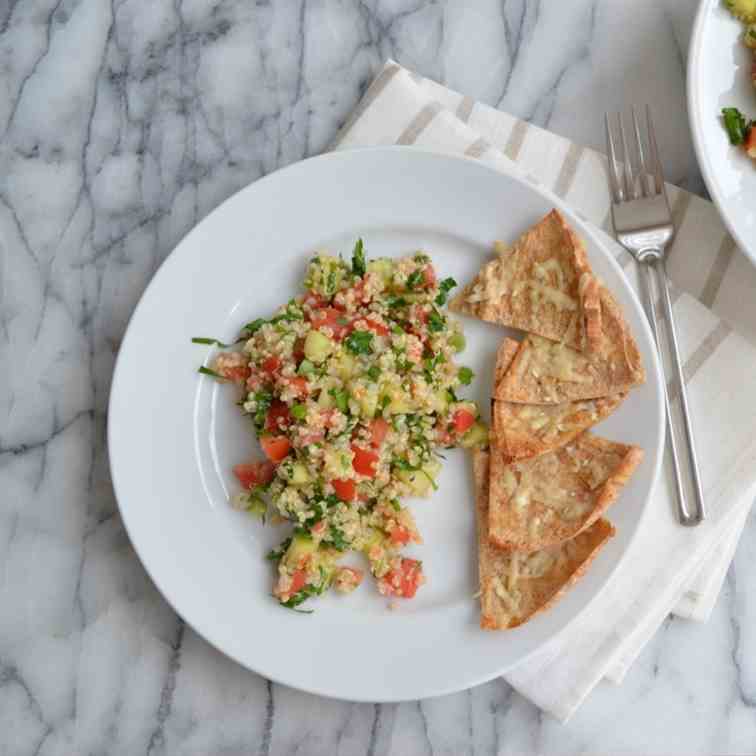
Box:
642;256;706;526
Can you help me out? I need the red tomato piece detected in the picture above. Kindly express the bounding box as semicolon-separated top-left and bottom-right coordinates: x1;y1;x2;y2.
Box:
389;525;411;546
369;418;390;448
351;445;379;477
262;355;281;375
265;400;291;432
261;435;291;463
232;461;275;489
331;478;356;503
289;569;307;595
452;409;475;434
365;318;389;337
309;307;351;339
383;558;423;598
302;291;329;310
422;265;437;288
746;126;756;158
222;365;251;383
282;375;309;398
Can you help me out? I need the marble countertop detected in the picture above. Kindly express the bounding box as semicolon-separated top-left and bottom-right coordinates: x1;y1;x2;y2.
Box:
2;1;753;754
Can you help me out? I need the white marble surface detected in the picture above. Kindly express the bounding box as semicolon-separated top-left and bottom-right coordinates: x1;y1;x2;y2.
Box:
1;1;754;754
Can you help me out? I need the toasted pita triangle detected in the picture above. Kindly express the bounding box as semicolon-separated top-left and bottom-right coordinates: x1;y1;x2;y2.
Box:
449;209;602;351
492;338;627;462
487;432;642;552
472;449;615;630
493;286;645;404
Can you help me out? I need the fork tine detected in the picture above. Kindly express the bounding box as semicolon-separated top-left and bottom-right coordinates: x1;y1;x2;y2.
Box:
618;113;634;200
646;105;665;195
631;107;649;198
604;113;623;202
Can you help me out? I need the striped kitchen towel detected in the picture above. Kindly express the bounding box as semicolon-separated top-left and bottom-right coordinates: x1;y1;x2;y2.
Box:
331;61;756;721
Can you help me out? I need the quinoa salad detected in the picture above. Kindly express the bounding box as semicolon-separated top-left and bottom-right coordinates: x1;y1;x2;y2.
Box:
195;241;487;611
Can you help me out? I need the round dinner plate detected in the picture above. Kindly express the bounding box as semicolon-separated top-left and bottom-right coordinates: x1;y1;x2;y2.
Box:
109;147;664;702
689;0;756;262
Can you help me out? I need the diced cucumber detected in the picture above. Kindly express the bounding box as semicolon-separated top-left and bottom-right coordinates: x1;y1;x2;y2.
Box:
333;352;356;380
361;527;386;552
448;332;466;352
366;258;394;285
430;388;450;413
297;359;315;375
285;462;311;486
460;421;489;448
318;389;335;409
304;330;333;363
379;384;413;414
283;533;318;568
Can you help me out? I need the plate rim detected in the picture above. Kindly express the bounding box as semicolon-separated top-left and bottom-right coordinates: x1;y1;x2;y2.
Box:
108;146;665;702
688;0;756;264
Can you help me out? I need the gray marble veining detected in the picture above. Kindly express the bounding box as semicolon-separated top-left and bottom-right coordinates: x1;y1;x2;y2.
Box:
1;1;752;754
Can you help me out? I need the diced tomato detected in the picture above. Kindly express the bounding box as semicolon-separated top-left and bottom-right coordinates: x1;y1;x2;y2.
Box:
265;400;291;432
369;418;390;448
347;278;371;304
220;365;250;383
746;126;756;158
310;307;352;339
452;409;475;434
293;337;305;363
351;445;379;477
233;461;275;489
331;478;356;502
422;265;437;288
383;558;423;598
298;430;325;446
260;435;291;463
289;569;307;595
389;525;412;546
281;375;309;398
303;291;329;310
262;355;281;375
365;318;389;337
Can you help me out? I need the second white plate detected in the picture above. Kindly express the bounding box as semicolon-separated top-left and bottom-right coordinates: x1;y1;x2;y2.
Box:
109;147;664;702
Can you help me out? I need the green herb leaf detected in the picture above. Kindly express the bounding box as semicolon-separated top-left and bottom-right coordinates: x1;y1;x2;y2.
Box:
345;330;374;355
390;499;401;512
723;107;748;145
252;390;273;430
367;365;381;381
198;366;225;379
458;366;474;385
192;337;238;348
329;388;350;413
328;525;349;551
406;269;424;290
427;308;445;332
266;537;292;562
241;318;266;335
435;277;458;306
291;403;307;421
352;238;366;277
387;295;408;309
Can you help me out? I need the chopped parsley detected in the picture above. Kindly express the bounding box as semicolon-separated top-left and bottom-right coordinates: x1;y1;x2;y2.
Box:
291;403;307;421
367;365;381;381
427;308;445;332
435;277;457;306
345;330;374;355
406;269;424;290
722;107;749;145
329;388;350;413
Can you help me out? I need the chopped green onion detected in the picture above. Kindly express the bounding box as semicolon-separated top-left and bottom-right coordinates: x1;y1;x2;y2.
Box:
198;366;224;379
723;107;747;145
291;403;308;420
352;238;366;277
435;277;457;306
458;367;474;385
241;318;266;335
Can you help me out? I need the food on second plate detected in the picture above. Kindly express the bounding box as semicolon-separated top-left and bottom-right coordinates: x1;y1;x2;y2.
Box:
492;338;627;463
200;241;486;610
492;286;645;404
721;2;756;157
449;209;602;352
472;448;615;630
486;432;643;552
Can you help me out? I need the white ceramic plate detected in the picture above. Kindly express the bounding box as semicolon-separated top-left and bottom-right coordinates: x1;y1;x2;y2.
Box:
689;0;756;262
109;147;664;702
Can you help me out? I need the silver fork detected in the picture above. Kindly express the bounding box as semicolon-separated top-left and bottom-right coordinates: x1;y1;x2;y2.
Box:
605;106;705;526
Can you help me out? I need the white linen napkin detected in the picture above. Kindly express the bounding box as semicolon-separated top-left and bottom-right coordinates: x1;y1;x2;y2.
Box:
330;61;756;721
